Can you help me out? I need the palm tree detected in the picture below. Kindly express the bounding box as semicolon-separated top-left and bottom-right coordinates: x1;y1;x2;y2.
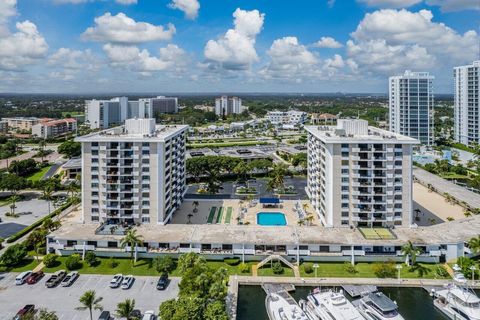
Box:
305;214;314;226
468;235;480;254
401;241;422;266
115;299;136;319
120;229;144;264
9;194;20;216
39;139;46;163
76;290;103;320
41;183;55;215
297;219;305;226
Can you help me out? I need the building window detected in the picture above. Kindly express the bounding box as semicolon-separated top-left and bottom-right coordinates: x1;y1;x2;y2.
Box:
91;216;99;222
341;220;349;225
341;211;349;217
341;186;348;191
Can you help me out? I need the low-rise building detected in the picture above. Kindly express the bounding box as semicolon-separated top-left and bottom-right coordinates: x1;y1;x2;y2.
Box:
305;119;419;228
2;117;50;131
266;110;307;125
32;118;77;139
311;113;337;125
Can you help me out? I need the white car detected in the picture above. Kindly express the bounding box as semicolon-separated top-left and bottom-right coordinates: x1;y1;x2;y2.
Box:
121;275;134;289
142;311;155;320
109;274;123;288
61;271;79;287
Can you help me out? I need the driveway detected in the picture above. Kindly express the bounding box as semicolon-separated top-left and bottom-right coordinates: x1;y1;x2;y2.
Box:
0;273;179;320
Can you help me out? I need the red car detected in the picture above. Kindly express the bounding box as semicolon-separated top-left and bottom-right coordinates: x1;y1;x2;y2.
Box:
26;271;44;285
14;305;35;320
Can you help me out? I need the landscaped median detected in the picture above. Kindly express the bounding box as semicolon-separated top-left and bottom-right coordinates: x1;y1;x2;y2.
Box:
5;197;79;244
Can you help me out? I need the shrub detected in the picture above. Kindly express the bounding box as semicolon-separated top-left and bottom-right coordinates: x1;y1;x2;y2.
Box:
37;247;47;255
272;261;283;274
239;263;250;273
373;261;396;278
153;256;176;274
109;257;119;268
0;243;27;267
65;254;82;270
224;257;241;266
344;262;358;274
303;263;313;274
43;253;58;268
84;251;97;267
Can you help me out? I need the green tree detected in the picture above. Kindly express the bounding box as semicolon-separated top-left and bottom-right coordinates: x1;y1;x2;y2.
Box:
65;253;82;270
84;251;97;267
58;140;81;158
468;235;480;254
153;255;176;274
204;301;229;320
120;228;144;264
159;299;177;320
0;243;27;267
41;181;56;215
233;161;249;181
0;173;27;196
171;296;204;320
115;299;136;319
76;290;103;320
401;240;422;266
27;228;47;262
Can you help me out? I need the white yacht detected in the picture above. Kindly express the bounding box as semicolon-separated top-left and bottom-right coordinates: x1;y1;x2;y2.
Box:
266;292;309;320
305;288;365;320
433;281;480;320
355;291;404;320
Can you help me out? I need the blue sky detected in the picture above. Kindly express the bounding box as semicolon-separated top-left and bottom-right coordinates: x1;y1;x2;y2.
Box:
0;0;478;93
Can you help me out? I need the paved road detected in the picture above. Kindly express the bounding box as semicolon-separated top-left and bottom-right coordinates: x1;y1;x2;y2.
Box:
0;273;179;320
0;151;63;170
413;166;480;208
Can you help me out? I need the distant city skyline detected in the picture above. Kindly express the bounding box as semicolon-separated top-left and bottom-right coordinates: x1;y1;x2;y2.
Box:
0;0;478;94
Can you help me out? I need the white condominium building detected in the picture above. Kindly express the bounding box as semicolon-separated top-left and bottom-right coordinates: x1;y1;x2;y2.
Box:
454;61;480;146
215;96;243;116
32;118;77;139
76;118;188;225
266;110;307;125
305;119;419;228
139;96;178;117
389;71;434;145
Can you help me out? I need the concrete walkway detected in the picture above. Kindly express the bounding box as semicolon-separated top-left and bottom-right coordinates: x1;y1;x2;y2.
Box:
227;275;480;320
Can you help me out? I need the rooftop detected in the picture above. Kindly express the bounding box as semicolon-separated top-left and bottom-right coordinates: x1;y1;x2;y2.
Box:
305;120;419;144
75;119;188;143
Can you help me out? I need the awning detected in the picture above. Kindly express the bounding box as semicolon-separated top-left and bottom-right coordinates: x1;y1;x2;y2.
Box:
259;198;280;204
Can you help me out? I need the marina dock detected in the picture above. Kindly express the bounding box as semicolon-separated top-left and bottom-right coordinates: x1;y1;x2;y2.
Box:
342;285;378;297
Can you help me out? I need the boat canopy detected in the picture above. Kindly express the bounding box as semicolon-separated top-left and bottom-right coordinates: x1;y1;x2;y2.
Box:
365;292;398;312
450;288;480;304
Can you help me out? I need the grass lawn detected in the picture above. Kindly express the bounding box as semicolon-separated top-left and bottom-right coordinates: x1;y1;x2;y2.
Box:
26;165;52;182
440;172;470;180
300;262;448;279
257;266;295;277
3;257;254;276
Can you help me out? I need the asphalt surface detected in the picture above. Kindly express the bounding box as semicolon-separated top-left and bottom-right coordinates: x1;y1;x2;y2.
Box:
0;273;179;320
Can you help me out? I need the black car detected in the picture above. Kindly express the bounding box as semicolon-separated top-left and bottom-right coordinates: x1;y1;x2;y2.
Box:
156;273;169;290
129;310;142;319
98;311;111;320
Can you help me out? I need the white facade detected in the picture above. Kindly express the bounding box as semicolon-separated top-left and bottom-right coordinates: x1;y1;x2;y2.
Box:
305;120;419;228
215;96;243;116
76;119;188;225
266;110;307;125
454;61;480;146
32;118;77;139
389;71;434;145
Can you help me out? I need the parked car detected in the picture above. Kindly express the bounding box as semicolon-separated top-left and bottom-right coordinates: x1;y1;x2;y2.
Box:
121;275;134;289
142;310;156;320
98;310;111;320
13;304;35;320
15;271;32;285
129;310;142;319
61;271;79;287
109;274;123;288
45;270;67;288
26;271;44;285
156;273;169;290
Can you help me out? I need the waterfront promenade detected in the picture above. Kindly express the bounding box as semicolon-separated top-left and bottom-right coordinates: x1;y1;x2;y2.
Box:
227;275;480;319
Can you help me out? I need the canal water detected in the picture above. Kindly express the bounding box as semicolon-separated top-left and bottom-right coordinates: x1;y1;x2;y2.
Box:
237;285;454;320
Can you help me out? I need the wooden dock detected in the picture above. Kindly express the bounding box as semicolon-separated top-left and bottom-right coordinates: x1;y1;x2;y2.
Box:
342;285;378;297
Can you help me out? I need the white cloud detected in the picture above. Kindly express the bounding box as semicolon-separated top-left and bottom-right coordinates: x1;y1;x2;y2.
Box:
324;54;345;68
204;8;265;70
168;0;200;20
347;9;479;75
115;0;137;4
103;43;187;72
0;21;49;71
0;0;17;36
313;36;343;48
426;0;479;12
48;48;100;71
357;0;422;8
327;0;336;8
82;12;175;44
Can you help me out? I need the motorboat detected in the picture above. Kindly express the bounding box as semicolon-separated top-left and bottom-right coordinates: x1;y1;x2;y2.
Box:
305;288;365;320
432;278;480;320
266;292;309;320
354;291;404;320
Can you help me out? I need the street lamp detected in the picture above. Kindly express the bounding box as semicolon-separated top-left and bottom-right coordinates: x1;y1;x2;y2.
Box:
470;265;477;283
313;263;319;278
396;264;403;283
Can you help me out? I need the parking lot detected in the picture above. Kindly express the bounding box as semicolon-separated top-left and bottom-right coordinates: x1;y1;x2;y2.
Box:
0;272;179;319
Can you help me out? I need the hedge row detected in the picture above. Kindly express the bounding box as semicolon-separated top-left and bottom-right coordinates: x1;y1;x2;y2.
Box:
6;198;77;243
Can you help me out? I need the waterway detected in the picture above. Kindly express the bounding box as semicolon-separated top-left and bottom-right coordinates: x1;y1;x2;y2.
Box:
237;285;456;320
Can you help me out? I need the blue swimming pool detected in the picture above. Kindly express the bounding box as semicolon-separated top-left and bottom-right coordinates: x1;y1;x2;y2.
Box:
257;212;287;226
